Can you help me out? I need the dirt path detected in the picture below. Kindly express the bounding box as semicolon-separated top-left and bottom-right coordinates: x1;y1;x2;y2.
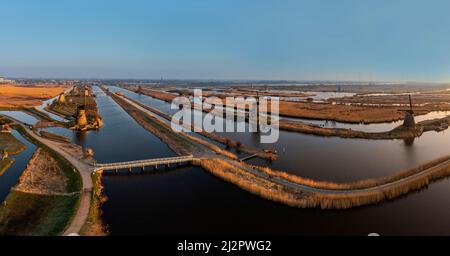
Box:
10;119;92;235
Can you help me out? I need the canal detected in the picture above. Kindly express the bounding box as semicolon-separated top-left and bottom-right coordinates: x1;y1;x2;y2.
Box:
7;85;450;235
0;130;36;202
98;85;450;235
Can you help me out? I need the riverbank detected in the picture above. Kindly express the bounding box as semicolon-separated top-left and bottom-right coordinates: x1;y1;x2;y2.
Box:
120;85;450;140
197;154;450;209
108;85;450;209
40;131;71;143
79;170;108;236
122;84;434;124
0;132;26;155
48;86;102;131
0;159;14;176
104;87;237;159
4;120;91;235
122;94;277;160
0;146;81;235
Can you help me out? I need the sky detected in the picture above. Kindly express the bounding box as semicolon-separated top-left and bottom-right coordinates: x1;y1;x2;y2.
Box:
1;0;450;82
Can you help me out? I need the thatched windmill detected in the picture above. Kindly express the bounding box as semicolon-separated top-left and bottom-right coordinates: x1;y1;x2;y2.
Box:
1;149;8;160
402;94;416;129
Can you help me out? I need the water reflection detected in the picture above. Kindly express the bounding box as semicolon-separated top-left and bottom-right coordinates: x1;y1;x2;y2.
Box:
0;131;36;202
102;165;450;235
109;86;450;182
10;84;449;235
0;111;38;125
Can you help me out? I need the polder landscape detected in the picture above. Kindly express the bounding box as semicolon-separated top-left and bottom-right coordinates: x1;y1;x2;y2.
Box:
2;0;450;240
2;80;450;236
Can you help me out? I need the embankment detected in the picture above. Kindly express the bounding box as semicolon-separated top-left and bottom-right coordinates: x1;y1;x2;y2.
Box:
0;147;81;235
104;87;237;159
120;85;439;140
122;95;277;160
80;170;108;236
197;155;450;209
0;132;26;155
40;131;71;143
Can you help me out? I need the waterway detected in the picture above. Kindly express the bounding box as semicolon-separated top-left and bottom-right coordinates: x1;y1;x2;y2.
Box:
108;86;450;182
36;96;68;122
5;85;450;235
96;85;450;235
0;130;37;202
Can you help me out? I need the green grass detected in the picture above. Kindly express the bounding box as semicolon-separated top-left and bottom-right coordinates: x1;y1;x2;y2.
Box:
0;123;83;236
0;191;79;236
0;133;26;155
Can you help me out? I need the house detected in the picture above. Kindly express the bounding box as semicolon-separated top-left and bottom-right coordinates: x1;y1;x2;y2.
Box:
0;124;12;133
0;76;13;84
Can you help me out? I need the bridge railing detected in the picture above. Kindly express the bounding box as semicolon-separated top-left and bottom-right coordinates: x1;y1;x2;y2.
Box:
91;155;194;168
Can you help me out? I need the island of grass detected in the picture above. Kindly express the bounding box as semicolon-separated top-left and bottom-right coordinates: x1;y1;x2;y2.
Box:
48;86;100;126
0;117;24;175
0;130;26;175
0;144;82;235
0;132;26;155
40;131;71;143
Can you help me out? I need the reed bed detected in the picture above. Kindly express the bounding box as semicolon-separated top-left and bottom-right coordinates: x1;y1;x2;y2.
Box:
197;156;450;209
80;171;108;236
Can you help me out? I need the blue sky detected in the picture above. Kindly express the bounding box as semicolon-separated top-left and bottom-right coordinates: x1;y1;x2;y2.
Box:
1;0;450;82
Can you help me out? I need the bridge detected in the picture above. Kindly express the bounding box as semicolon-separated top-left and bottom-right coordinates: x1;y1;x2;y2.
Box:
239;153;257;162
91;155;194;172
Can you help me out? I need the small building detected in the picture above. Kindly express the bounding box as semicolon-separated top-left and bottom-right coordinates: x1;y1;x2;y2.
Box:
0;76;13;84
1;150;9;160
95;115;103;128
402;95;416;129
76;107;88;128
58;93;66;103
0;124;12;133
84;87;90;97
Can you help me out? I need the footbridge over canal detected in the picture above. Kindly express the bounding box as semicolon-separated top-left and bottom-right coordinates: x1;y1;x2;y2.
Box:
90;155;194;172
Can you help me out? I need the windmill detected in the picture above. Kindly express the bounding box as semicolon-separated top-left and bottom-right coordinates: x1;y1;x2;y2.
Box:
402;94;416;129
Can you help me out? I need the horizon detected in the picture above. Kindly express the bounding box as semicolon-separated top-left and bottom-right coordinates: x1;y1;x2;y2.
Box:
1;0;450;82
3;76;448;85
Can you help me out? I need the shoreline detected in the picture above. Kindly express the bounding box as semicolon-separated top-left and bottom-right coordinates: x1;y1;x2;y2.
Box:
6;121;90;236
103;87;450;210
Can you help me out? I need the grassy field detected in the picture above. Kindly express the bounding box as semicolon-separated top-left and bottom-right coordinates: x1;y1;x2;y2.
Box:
0;133;26;155
0;84;66;108
0;191;79;236
0;145;81;235
0;125;82;235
